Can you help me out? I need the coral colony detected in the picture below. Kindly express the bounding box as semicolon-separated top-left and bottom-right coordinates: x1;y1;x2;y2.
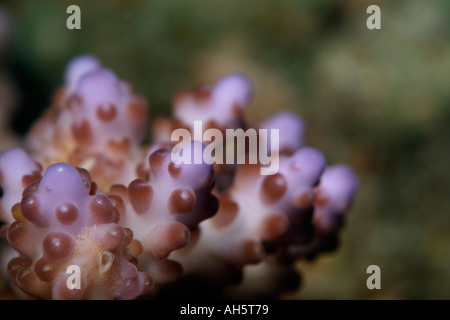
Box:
0;55;358;300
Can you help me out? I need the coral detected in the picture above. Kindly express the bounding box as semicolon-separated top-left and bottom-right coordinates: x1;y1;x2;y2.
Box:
4;162;152;299
172;147;326;279
25;55;148;190
113;141;218;285
153;73;253;144
0;55;358;299
0;148;41;224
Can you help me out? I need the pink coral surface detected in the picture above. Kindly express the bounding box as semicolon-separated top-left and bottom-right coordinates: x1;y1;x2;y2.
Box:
0;56;357;299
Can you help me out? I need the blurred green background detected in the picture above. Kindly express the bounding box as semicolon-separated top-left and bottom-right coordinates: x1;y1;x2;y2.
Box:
0;0;449;299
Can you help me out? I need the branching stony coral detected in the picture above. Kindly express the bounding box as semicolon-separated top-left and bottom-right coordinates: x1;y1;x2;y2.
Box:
0;55;358;300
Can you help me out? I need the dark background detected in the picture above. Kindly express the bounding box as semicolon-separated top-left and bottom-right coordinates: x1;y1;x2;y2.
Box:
0;0;449;299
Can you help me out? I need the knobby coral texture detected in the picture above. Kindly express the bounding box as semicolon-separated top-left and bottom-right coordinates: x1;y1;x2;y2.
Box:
0;55;358;300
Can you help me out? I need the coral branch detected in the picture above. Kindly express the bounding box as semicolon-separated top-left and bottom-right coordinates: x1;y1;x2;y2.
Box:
26;55;148;190
0;148;42;224
171;147;326;284
4;161;152;299
112;141;218;285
